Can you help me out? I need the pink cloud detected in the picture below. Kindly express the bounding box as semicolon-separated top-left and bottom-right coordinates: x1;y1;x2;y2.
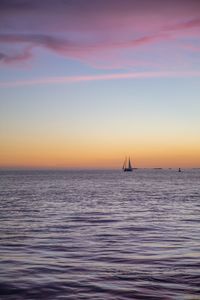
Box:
1;70;200;88
0;1;200;69
166;18;200;31
0;32;171;67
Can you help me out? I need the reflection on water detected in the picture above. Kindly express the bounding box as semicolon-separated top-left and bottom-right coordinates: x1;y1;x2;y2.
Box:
0;169;200;299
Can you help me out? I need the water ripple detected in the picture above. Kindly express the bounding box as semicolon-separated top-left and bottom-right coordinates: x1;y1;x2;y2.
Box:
0;169;200;299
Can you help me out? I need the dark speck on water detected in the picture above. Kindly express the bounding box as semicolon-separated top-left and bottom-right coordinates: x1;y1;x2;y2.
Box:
0;169;200;299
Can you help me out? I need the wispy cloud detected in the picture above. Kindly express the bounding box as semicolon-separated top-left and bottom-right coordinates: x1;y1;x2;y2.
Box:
166;18;200;31
0;32;170;64
1;71;200;88
0;47;32;64
0;0;200;68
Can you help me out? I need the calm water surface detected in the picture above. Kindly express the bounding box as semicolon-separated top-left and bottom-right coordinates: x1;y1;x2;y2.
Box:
0;169;200;299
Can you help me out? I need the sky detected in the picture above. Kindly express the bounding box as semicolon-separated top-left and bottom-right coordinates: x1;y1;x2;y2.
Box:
0;0;200;169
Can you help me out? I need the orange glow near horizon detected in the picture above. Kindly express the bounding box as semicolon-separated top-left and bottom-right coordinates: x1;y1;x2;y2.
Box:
1;135;200;169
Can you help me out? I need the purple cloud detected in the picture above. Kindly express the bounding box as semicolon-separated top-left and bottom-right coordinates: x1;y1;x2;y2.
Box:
0;47;32;64
0;0;200;68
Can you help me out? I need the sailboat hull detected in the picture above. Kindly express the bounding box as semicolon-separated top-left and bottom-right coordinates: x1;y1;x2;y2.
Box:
124;168;133;172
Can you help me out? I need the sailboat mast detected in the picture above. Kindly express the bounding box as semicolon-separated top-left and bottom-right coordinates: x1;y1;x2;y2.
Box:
128;157;132;169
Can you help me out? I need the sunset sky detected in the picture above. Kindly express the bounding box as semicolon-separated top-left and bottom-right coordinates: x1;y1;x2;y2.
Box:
0;0;200;168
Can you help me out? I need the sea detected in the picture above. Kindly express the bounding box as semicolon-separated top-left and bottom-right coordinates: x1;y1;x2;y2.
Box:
0;169;200;300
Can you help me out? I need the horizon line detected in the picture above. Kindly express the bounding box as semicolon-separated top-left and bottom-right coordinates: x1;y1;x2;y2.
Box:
0;167;199;171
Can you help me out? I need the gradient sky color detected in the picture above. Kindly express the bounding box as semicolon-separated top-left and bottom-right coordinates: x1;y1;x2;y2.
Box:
0;0;200;168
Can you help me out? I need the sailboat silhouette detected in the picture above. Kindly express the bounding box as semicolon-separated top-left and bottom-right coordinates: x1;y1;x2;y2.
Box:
122;157;133;172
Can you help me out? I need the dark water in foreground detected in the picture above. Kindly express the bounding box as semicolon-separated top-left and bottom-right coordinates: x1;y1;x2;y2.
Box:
0;169;200;300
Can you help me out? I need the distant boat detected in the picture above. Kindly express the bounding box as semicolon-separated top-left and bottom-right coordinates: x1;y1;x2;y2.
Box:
123;157;133;172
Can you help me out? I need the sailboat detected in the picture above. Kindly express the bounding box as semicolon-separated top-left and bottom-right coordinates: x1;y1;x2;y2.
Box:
122;157;133;172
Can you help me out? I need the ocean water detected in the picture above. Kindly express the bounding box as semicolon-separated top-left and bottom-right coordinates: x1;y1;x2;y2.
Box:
0;169;200;300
